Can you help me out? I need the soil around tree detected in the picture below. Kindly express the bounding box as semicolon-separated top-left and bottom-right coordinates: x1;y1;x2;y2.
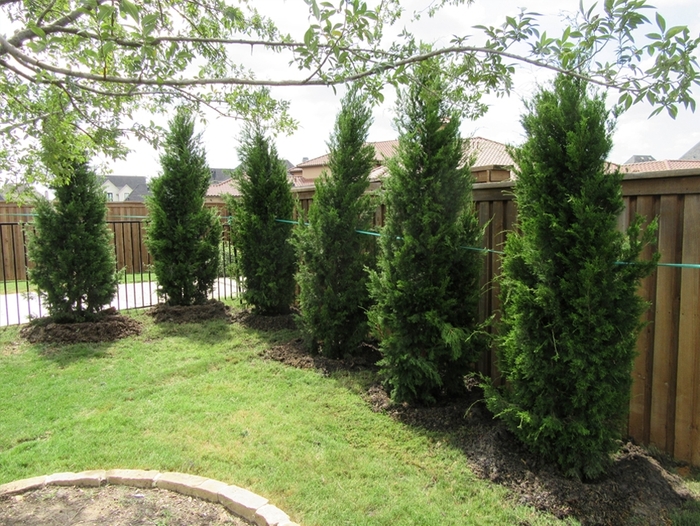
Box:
0;484;252;526
264;337;698;526
231;309;297;332
19;308;142;344
147;299;233;324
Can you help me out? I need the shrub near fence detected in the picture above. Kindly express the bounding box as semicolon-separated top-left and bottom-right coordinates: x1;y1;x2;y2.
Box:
0;168;698;467
295;168;700;468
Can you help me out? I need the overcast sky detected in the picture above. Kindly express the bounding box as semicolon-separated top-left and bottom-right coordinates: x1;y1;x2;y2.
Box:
106;0;700;176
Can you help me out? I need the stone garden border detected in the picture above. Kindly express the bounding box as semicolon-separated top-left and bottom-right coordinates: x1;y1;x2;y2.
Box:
0;469;299;526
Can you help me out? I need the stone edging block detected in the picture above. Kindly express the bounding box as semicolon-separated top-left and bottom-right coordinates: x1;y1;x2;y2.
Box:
0;469;299;526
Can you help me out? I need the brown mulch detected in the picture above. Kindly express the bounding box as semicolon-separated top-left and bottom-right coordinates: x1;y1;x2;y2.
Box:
264;337;698;526
147;300;233;324
19;309;142;344
0;485;252;526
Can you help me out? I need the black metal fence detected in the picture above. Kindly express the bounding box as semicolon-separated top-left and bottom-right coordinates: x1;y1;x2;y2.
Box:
0;220;240;326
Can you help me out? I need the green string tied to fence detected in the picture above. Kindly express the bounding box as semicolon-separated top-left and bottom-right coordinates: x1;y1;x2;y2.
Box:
273;218;700;269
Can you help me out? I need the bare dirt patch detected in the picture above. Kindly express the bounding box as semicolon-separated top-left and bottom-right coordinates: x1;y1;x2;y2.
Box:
19;309;142;345
147;300;233;324
231;310;297;332
265;339;697;526
0;485;252;526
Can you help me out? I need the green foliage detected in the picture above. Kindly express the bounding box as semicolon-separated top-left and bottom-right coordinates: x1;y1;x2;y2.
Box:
368;63;484;405
230;127;295;315
27;156;117;323
1;1;697;184
293;88;377;358
146;107;222;306
483;74;658;480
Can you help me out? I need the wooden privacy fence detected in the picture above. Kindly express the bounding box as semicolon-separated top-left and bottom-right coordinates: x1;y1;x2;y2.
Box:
0;168;698;466
293;168;700;468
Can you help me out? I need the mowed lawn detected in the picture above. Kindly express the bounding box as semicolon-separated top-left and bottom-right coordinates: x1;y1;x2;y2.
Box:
0;305;572;525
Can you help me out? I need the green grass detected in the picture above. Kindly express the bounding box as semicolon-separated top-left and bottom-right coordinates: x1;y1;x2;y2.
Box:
0;307;575;525
0;273;153;296
0;280;35;295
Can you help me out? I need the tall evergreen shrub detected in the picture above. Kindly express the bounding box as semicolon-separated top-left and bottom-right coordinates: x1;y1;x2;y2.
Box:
293;88;376;357
484;75;657;479
28;159;117;322
368;65;483;404
146;108;222;306
230;127;295;315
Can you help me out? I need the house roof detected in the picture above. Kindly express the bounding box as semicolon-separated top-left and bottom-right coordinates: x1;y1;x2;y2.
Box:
624;155;656;164
466;137;513;168
124;183;151;202
207;178;241;197
617;159;700;173
681;140;700;161
101;175;147;189
290;137;513;180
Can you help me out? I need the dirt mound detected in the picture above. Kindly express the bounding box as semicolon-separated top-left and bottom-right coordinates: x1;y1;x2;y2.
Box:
147;300;232;324
231;310;297;332
0;485;250;526
266;341;696;525
263;338;380;375
20;310;142;344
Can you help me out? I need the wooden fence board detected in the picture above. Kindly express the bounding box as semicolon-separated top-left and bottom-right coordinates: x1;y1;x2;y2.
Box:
628;196;658;444
675;194;700;463
649;195;682;454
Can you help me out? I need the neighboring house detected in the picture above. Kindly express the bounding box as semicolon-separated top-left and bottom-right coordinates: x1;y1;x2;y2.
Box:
680;139;700;161
101;175;148;202
205;161;295;203
288;137;514;186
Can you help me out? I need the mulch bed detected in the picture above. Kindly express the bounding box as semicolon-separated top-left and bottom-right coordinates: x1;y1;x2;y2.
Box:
19;308;142;344
264;337;698;526
147;300;233;324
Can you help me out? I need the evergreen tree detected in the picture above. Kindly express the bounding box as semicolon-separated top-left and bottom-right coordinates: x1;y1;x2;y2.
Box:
231;127;295;315
146;108;222;306
28;158;117;323
293;88;376;358
368;64;483;404
484;75;658;479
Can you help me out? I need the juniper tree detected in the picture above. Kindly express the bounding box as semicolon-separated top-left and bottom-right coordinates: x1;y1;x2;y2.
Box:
368;64;483;404
484;75;658;479
146;108;222;306
293;88;376;358
230;127;295;315
27;155;117;323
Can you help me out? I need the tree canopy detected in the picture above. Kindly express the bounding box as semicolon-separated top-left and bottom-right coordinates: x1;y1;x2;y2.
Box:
1;0;698;183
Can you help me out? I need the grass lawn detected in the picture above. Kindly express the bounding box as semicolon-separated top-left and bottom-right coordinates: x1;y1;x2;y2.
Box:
0;306;580;525
0;280;35;295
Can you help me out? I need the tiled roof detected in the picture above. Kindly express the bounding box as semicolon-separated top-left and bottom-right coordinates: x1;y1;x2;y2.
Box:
291;137;512;174
207;178;241;197
293;140;399;170
618;159;700;173
466;137;513;168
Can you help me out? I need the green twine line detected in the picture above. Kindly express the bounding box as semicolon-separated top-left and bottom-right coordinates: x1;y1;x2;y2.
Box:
274;218;700;269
